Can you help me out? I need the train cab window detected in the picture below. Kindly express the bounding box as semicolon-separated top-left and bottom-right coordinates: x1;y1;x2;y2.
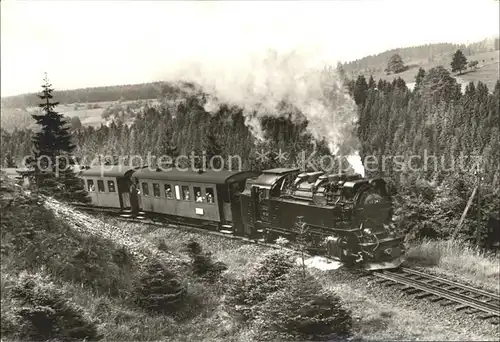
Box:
182;185;191;201
142;182;150;196
153;183;161;197
97;180;105;193
205;188;214;204
174;185;181;200
194;187;203;202
87;180;95;192
164;184;173;199
107;180;116;192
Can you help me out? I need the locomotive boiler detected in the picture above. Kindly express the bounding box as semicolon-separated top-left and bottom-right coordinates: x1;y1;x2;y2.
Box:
239;168;404;270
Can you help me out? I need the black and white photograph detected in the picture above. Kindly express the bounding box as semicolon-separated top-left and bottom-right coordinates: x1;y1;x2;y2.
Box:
1;0;499;341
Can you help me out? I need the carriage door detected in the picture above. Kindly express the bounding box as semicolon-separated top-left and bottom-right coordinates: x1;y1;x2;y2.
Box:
229;181;245;234
117;177;131;209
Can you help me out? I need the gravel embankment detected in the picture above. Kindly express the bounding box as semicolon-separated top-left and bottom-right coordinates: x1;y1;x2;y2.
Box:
43;197;190;268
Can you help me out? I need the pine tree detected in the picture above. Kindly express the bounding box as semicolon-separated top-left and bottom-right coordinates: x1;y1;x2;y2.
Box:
386;54;406;74
31;74;90;203
203;117;223;169
368;75;377;89
3;152;17;168
451;49;468;75
414;67;426;92
353;75;368;107
156;122;179;168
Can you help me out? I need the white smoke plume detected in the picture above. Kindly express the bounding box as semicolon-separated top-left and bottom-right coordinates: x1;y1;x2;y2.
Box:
167;48;360;157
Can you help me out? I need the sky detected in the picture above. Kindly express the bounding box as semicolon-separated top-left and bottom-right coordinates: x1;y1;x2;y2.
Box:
1;0;499;97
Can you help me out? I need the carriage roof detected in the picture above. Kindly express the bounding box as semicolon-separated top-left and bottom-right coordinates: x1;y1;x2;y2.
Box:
132;168;259;185
79;165;143;178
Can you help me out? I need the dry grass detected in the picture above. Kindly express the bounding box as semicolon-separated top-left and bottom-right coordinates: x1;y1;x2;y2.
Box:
405;239;500;293
368;49;499;91
313;268;499;341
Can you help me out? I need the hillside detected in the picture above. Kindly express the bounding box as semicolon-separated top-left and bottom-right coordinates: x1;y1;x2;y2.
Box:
1;173;499;341
1;38;498;133
342;37;499;91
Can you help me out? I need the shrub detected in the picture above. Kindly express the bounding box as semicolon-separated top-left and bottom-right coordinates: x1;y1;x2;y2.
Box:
255;269;352;341
185;239;227;282
224;249;296;321
133;260;187;314
6;271;99;341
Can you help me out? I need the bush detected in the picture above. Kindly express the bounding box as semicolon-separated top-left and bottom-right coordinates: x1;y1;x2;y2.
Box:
185;239;227;282
6;271;99;341
255;269;352;341
133;260;187;314
224;249;296;321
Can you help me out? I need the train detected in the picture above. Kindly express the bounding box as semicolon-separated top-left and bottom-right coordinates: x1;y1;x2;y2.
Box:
75;165;405;270
2;165;405;270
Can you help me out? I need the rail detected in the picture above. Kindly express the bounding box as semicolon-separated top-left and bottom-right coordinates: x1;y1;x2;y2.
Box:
373;267;500;323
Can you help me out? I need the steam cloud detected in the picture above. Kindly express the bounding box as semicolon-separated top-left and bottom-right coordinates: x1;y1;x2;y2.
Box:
164;48;364;174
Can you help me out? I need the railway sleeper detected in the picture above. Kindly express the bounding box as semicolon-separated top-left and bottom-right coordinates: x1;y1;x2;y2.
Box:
439;300;456;307
455;305;470;311
416;293;434;299
465;309;482;315
407;289;422;295
383;282;399;287
401;286;416;292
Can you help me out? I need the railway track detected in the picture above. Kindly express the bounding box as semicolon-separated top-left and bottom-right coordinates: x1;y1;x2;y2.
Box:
74;204;500;324
373;267;500;324
71;204;290;250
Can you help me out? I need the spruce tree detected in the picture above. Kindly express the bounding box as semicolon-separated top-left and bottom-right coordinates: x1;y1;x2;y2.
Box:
451;49;468;75
414;67;426;92
3;152;17;168
156;126;179;168
31;74;90;203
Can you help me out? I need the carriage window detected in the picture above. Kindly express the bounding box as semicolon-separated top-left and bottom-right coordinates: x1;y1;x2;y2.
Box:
87;180;95;192
193;187;202;202
97;180;105;192
164;184;173;199
174;185;181;200
107;180;116;192
142;182;149;196
182;185;191;201
153;183;160;197
205;188;214;203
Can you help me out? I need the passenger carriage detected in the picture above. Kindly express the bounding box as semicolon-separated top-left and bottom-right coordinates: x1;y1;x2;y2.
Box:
79;165;144;209
131;168;260;233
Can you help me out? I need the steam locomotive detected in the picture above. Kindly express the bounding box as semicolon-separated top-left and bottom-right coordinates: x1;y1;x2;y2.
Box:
239;168;404;270
5;165;405;270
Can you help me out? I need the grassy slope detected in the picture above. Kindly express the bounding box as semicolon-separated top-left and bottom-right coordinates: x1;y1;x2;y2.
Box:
105;218;500;341
360;50;499;90
0;99;159;132
405;239;500;294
